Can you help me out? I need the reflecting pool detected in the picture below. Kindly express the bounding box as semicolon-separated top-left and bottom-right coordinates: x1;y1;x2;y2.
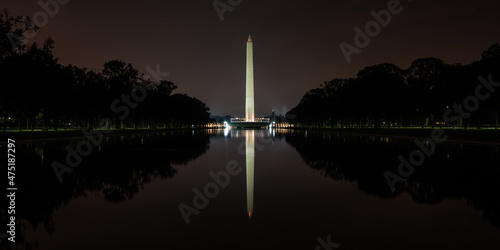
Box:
2;129;499;249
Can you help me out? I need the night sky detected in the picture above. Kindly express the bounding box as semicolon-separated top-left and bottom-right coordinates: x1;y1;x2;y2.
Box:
3;0;500;117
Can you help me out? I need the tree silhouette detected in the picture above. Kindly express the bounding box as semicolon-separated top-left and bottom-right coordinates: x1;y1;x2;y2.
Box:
287;44;500;129
0;9;212;132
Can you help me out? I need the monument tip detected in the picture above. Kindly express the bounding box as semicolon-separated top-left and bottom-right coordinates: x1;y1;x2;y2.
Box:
247;35;252;42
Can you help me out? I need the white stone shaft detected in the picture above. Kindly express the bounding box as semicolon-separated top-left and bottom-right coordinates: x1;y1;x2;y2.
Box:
246;130;254;218
246;35;255;122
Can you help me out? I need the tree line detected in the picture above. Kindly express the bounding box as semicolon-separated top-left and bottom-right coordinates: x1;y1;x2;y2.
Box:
287;44;500;129
0;10;211;132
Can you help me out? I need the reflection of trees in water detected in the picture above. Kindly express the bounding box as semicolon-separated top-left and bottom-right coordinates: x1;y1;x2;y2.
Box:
1;131;209;248
285;131;500;228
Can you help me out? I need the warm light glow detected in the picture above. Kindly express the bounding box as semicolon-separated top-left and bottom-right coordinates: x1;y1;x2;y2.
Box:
246;130;254;220
246;35;254;122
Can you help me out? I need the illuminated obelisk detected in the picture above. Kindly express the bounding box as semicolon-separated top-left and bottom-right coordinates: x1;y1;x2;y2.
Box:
246;130;254;219
245;35;255;122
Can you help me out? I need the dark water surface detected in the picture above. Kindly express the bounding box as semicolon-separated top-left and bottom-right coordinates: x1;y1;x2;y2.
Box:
2;129;500;249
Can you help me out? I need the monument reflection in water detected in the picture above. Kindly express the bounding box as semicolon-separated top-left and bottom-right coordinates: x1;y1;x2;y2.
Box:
246;130;254;219
5;128;499;249
225;127;274;220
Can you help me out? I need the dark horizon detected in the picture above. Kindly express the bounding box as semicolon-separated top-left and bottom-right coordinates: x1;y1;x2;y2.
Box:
2;0;500;117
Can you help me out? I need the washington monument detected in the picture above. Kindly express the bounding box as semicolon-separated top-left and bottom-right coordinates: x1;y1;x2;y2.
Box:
245;35;255;122
230;35;270;128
